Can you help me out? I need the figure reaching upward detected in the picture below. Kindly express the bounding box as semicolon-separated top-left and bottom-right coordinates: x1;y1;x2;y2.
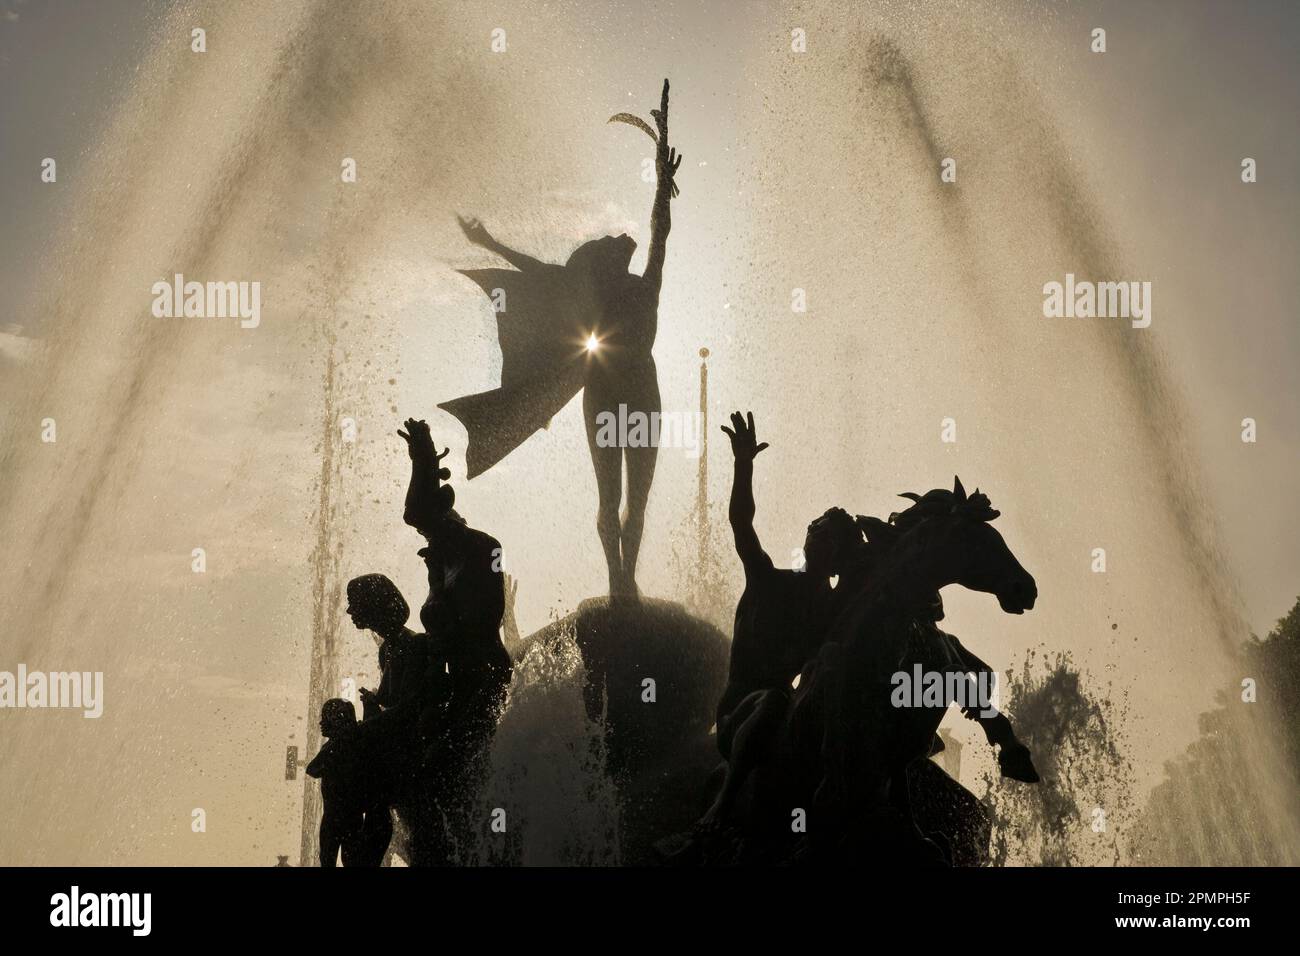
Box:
440;79;682;598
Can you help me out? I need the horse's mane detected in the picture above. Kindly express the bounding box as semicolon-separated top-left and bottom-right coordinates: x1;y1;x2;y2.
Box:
890;476;1000;530
856;476;1000;555
850;477;999;621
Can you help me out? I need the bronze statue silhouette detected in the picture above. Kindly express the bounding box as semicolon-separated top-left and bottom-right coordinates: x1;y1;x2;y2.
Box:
346;573;444;722
398;418;512;863
398;419;511;726
704;411;864;826
701;460;1040;863
306;698;391;867
818;483;1037;809
440;79;682;597
315;573;451;866
805;481;1036;859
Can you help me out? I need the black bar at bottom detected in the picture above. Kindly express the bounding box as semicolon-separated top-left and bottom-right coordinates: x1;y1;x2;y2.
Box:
0;865;1285;941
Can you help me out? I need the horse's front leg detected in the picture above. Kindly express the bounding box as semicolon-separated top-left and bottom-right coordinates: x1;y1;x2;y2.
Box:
948;635;1041;784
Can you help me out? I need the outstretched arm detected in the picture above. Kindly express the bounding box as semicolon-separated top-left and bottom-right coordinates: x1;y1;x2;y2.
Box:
721;411;771;574
398;418;450;535
457;214;544;272
643;79;682;294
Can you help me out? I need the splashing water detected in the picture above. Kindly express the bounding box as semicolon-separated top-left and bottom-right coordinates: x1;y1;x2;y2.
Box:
981;651;1136;866
467;623;622;866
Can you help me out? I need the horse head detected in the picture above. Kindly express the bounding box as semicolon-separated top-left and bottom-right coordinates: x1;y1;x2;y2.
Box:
860;476;1037;615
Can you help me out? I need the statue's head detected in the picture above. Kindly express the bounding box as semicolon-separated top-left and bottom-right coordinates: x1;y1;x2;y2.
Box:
567;234;637;280
862;477;1037;615
320;698;356;738
345;573;410;635
803;506;863;578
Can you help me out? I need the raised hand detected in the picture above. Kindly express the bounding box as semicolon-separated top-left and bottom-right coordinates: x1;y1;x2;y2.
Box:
456;214;493;248
661;147;683;195
720;411;769;462
397;417;431;454
397;418;449;473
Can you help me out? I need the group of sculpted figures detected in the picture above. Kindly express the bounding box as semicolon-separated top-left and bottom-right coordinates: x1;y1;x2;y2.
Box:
306;79;1043;865
306;419;511;866
695;412;1040;863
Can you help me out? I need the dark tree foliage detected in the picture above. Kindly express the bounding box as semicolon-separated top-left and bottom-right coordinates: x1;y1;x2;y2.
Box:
1132;596;1300;865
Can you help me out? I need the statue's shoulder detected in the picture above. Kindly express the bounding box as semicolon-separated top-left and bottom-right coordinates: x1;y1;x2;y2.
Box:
465;526;503;560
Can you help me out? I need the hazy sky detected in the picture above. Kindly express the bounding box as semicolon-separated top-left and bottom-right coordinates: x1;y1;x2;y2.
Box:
0;0;1296;865
3;0;1296;629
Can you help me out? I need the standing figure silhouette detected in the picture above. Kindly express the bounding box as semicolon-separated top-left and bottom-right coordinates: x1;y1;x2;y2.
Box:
441;79;682;597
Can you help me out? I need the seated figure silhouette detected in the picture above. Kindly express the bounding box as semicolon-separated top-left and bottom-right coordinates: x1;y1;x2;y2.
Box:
306;698;390;867
703;411;865;826
439;79;683;598
398;418;512;862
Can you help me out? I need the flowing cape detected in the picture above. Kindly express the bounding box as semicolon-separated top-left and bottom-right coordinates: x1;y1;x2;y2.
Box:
439;265;595;478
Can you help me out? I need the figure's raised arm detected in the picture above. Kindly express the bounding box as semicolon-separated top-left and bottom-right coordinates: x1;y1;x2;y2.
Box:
721;411;771;574
457;214;544;272
643;79;681;293
398;418;453;535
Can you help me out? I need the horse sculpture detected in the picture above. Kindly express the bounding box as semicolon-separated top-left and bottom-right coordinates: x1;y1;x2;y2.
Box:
721;477;1038;864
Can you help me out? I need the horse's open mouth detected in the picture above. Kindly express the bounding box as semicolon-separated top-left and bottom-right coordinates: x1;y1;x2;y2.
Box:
997;588;1037;615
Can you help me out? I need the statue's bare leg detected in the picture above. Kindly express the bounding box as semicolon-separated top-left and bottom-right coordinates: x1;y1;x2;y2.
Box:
584;387;624;595
619;369;660;596
622;443;658;596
